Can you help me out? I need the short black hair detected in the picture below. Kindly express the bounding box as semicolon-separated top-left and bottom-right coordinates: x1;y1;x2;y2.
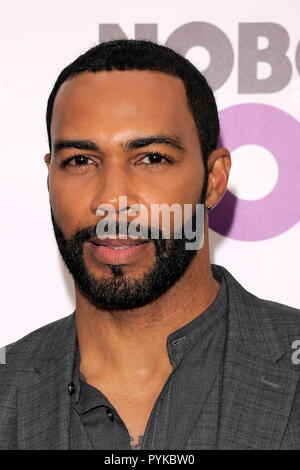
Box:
46;39;220;201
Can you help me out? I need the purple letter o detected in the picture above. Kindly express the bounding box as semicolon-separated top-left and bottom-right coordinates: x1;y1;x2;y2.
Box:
209;103;300;241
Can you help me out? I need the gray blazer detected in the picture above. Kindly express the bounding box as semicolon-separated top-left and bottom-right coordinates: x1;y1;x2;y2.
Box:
1;264;300;450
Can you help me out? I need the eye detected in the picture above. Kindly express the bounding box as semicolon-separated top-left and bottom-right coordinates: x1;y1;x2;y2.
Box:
61;154;94;168
139;152;171;167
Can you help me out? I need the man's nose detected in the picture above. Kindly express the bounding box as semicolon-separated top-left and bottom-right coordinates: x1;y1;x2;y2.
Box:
90;163;139;215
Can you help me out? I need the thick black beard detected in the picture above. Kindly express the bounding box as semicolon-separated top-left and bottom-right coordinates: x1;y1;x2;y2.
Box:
50;208;199;311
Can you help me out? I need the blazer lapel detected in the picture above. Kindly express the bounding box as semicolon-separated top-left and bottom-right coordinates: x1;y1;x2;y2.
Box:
214;265;300;450
16;312;91;449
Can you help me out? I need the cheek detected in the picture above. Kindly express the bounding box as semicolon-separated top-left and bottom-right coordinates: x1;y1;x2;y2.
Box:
174;174;204;203
138;166;204;232
151;162;204;205
48;172;92;235
138;166;203;208
182;159;205;201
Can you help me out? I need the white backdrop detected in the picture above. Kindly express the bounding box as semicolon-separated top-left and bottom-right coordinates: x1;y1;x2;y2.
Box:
1;0;300;347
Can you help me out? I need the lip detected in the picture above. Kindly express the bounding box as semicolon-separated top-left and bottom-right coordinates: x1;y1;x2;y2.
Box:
86;238;151;265
89;237;149;247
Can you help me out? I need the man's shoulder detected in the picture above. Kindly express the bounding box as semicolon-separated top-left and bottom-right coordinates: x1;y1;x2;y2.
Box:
255;295;300;318
251;293;300;334
213;263;300;340
1;312;75;371
5;312;75;351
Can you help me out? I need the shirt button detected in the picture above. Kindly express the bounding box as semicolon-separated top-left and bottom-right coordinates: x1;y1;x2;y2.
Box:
67;382;76;395
106;408;115;422
172;336;186;346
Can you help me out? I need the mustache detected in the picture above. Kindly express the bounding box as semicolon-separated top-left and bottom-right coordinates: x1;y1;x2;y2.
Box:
90;222;165;242
52;217;165;245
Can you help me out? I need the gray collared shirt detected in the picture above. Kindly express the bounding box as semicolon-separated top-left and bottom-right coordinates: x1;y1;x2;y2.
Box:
69;268;228;450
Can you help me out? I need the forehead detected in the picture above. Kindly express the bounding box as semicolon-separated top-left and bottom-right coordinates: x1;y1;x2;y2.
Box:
51;70;197;142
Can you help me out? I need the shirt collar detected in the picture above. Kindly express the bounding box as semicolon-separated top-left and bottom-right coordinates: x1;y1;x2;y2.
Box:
166;268;227;357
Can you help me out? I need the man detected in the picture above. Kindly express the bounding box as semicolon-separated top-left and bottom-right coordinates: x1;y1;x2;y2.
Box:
1;39;300;450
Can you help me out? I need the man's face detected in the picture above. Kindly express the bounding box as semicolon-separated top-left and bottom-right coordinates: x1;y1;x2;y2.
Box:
46;70;205;310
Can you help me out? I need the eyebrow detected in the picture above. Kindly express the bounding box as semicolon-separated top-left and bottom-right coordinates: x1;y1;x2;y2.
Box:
124;135;185;152
53;139;99;155
53;134;185;156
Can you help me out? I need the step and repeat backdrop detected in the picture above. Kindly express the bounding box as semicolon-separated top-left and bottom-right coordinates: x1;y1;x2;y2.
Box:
1;0;300;345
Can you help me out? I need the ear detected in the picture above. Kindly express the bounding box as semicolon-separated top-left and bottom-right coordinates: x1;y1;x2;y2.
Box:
44;153;51;191
205;147;231;209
